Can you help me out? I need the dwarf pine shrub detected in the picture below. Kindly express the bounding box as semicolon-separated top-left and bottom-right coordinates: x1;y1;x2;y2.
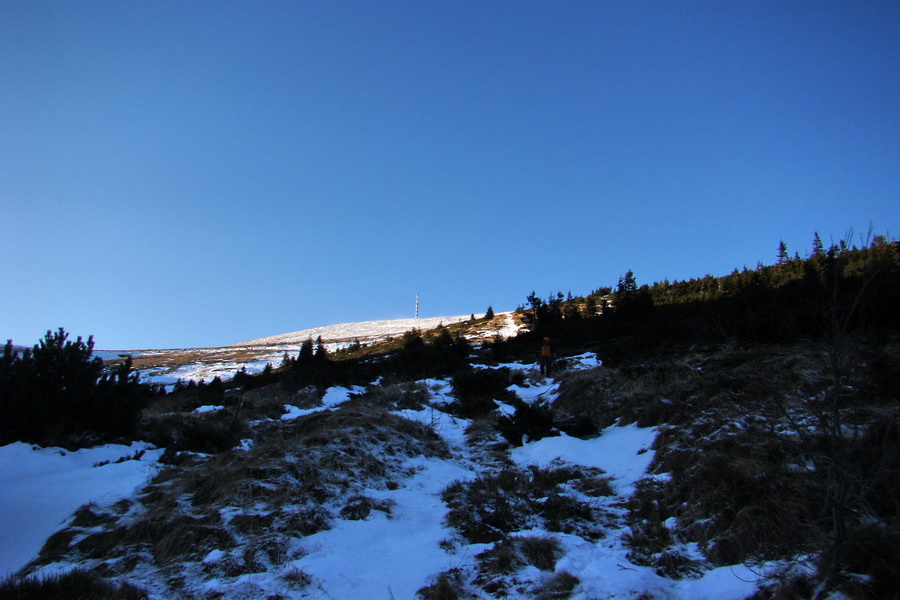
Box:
0;330;157;447
0;570;147;600
495;398;558;446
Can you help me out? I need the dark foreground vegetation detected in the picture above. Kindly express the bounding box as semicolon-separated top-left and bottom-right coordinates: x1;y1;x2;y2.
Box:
2;233;898;599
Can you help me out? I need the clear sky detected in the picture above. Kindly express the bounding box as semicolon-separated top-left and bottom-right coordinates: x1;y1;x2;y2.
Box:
3;1;898;349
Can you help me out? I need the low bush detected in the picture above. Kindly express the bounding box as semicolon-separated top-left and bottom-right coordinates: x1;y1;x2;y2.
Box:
442;466;606;543
446;366;520;418
0;330;158;448
0;569;147;600
144;412;250;457
551;367;622;434
495;399;558;446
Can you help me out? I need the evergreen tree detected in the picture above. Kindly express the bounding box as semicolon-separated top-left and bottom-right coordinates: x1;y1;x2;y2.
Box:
812;232;825;258
617;270;638;296
314;336;328;362
777;240;790;264
485;305;495;320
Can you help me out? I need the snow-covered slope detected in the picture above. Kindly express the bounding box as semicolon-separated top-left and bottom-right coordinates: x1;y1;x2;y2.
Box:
124;313;522;387
232;314;479;347
1;355;772;599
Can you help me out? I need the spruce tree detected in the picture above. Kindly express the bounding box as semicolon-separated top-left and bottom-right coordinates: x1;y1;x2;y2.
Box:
812;232;825;258
298;338;314;364
777;241;790;264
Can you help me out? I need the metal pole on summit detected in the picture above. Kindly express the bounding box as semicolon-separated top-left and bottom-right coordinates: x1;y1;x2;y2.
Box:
415;294;419;320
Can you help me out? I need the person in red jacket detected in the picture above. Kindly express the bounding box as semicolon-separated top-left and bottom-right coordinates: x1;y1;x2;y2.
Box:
538;337;555;378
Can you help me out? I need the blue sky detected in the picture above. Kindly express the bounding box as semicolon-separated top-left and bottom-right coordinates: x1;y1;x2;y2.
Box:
3;1;898;349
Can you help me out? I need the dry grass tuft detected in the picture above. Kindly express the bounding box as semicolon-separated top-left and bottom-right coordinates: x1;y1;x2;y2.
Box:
534;570;580;600
442;466;607;544
417;569;466;600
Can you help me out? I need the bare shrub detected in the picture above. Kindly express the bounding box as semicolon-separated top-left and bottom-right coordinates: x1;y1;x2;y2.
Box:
473;536;565;596
281;567;312;588
652;550;704;579
70;503;116;529
143;411;250;456
495;399;558;446
572;475;615;497
448;366;517;418
285;506;333;536
442;471;530;543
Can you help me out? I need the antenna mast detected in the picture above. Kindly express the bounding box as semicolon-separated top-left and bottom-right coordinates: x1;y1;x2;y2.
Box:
415;293;419;320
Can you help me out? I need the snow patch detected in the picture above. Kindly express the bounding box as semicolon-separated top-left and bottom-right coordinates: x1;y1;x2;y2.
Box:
0;442;163;576
510;422;658;496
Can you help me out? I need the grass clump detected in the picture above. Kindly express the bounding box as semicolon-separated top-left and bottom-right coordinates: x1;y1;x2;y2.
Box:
441;465;607;544
473;535;565;596
534;570;580;600
417;569;467;600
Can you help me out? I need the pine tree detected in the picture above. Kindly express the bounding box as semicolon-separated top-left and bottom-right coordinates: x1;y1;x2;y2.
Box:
617;270;638;296
298;338;314;364
777;241;790;264
314;336;328;362
812;232;825;258
485;305;495;320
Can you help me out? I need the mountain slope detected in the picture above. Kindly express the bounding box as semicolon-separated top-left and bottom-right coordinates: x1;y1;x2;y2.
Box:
125;312;520;387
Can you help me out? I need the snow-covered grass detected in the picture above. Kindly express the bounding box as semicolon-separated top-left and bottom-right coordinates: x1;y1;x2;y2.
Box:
1;345;801;599
290;456;473;599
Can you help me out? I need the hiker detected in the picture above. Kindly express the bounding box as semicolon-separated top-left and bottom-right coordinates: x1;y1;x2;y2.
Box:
538;337;555;377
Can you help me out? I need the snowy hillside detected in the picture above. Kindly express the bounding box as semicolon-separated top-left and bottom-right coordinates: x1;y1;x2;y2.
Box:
125;313;521;387
232;314;482;347
1;353;770;600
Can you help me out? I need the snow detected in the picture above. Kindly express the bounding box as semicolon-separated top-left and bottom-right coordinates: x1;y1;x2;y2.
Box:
129;313;525;387
510;421;658;495
556;533;763;600
509;380;561;404
234;315;480;347
0;342;773;599
0;414;769;600
0;441;163;577
291;456;473;600
281;385;365;420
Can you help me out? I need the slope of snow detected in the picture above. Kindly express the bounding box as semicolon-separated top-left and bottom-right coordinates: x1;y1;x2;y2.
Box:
1;351;776;599
290;456;473;600
125;313;523;387
0;442;164;577
233;314;481;347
